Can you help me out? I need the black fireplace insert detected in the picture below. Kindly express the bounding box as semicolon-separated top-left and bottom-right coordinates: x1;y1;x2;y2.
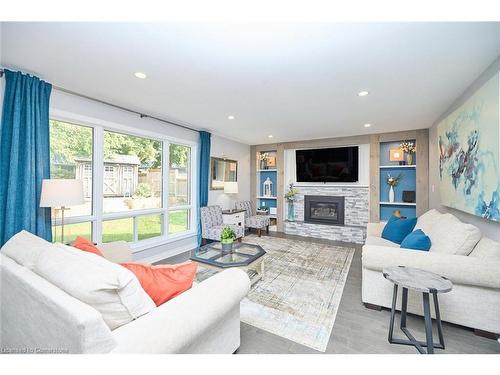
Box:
304;195;345;226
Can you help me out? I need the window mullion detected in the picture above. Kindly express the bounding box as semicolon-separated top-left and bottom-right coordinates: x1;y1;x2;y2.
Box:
163;141;170;237
93;126;104;245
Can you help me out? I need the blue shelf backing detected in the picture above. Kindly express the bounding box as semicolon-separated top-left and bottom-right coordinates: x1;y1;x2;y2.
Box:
380;205;416;221
258;170;277;208
379;140;417;166
379;167;416;203
258;198;277;209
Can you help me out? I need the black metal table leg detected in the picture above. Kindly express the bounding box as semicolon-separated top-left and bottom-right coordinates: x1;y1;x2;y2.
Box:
433;291;445;349
423;292;434;354
388;283;398;343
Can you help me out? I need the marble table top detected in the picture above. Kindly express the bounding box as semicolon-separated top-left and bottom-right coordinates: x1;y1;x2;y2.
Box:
383;266;453;293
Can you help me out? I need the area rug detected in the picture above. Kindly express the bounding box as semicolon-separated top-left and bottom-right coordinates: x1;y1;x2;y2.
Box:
239;235;355;352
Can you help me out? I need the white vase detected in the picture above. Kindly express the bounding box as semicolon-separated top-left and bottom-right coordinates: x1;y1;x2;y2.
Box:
389;186;395;203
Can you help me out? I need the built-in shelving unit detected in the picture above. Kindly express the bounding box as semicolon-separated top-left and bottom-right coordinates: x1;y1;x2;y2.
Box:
255;150;278;231
379;140;417;220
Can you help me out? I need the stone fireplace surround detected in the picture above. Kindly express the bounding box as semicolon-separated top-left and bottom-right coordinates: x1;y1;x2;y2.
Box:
284;185;369;244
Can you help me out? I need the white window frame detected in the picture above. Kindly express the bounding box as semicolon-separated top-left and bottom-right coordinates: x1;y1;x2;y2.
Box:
49;110;198;252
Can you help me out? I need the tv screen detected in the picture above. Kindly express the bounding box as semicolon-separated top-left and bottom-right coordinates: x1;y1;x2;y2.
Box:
295;146;359;182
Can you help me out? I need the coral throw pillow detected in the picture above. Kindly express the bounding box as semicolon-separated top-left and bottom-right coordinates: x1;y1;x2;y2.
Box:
120;262;198;306
72;236;104;257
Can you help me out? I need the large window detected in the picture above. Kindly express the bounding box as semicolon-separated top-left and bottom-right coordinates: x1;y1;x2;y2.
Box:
49;119;195;248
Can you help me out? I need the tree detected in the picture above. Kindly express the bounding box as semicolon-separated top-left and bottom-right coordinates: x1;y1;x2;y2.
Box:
50;120;189;169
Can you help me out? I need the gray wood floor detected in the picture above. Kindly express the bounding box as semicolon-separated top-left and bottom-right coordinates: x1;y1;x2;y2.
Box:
159;232;500;354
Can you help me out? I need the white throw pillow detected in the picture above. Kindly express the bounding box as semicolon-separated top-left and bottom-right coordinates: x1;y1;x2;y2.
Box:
469;237;500;261
34;243;155;330
1;230;54;269
414;209;443;235
428;213;481;255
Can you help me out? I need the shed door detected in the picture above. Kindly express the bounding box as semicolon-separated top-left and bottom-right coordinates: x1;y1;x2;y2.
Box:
104;165;117;195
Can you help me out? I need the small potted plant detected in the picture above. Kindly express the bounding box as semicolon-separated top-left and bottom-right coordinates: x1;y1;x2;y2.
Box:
386;173;403;203
220;226;236;252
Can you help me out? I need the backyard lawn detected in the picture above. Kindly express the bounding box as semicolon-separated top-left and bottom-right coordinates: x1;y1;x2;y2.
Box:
53;210;189;244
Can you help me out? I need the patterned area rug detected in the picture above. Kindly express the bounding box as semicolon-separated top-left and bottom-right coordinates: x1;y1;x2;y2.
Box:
239;235;355;352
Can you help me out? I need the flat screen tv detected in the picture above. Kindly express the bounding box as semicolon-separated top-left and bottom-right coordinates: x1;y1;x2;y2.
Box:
295;146;359;183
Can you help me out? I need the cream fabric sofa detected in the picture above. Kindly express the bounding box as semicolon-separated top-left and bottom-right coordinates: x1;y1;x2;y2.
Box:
362;209;500;337
0;237;251;353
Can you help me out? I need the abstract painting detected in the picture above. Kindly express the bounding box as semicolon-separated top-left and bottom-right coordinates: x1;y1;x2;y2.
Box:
438;72;500;222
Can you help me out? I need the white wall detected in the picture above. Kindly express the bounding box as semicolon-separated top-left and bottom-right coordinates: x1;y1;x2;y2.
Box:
429;55;500;241
0;22;4;123
208;134;251;209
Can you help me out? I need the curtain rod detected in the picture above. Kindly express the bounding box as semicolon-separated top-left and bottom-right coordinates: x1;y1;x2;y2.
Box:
0;68;199;134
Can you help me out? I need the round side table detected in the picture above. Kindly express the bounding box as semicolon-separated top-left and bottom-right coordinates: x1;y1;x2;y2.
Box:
383;266;453;354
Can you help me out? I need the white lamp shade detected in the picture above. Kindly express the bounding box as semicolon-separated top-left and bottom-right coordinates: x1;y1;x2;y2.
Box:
40;179;85;207
224;181;239;194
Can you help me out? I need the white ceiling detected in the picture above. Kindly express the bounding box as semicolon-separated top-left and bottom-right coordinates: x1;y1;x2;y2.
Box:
2;22;500;145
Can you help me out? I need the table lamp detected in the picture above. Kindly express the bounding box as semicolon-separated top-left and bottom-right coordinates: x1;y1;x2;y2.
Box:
40;179;85;243
224;181;239;194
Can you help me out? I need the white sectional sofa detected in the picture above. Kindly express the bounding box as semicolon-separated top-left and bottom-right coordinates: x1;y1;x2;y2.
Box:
362;209;500;338
0;233;251;353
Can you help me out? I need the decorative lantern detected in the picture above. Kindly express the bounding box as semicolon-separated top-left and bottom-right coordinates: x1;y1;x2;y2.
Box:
263;177;273;197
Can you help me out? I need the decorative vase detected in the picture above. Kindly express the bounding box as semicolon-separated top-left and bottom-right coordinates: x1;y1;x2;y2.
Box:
389;186;395;203
406;153;413;166
221;240;233;253
287;200;295;221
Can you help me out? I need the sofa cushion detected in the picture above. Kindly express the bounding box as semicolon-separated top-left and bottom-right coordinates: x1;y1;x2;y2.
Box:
364;236;399;248
72;236;104;257
427;213;481;255
381;215;417;244
1;230;54;269
34;243;155;330
469;237;500;261
400;229;431;251
414;209;443;234
120;262;198;306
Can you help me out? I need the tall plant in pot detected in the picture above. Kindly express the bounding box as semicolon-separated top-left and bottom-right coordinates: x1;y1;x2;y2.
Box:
284;183;300;221
220;226;236;252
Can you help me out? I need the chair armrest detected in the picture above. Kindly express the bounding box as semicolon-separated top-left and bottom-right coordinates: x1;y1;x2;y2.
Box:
110;268;250;353
362;245;500;289
98;241;132;263
366;222;386;237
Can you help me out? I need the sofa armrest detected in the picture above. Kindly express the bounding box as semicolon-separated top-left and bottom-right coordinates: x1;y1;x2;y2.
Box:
110;268;250;353
98;241;132;263
366;222;385;237
362;245;500;289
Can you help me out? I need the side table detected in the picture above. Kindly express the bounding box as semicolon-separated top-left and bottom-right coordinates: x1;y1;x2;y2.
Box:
383;266;453;354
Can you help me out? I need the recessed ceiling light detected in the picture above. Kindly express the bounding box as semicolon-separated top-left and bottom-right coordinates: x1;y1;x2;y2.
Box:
134;72;147;79
268;135;273;138
364;123;372;128
227;115;235;120
358;91;369;97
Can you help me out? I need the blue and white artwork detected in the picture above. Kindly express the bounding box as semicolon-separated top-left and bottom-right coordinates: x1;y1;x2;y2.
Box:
438;72;500;222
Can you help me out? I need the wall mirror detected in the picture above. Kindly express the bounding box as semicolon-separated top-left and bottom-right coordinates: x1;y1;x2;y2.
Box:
210;157;238;190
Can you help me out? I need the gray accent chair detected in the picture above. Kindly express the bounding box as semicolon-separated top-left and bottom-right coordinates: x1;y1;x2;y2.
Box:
235;201;271;237
200;205;244;244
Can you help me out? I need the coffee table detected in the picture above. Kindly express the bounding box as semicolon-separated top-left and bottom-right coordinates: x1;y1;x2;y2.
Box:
190;242;266;285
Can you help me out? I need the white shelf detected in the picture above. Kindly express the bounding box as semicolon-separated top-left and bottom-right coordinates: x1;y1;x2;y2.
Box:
380;201;416;206
257;169;277;172
379;165;416;169
257;196;277;200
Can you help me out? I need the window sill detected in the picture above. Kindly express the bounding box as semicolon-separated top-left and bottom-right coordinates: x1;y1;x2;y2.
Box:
130;231;197;253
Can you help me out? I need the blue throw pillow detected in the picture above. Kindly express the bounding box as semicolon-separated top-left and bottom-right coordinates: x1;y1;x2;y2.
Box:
381;215;417;244
400;229;432;251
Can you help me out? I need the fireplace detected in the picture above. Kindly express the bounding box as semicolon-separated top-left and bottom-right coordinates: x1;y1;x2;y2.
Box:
304;195;345;226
